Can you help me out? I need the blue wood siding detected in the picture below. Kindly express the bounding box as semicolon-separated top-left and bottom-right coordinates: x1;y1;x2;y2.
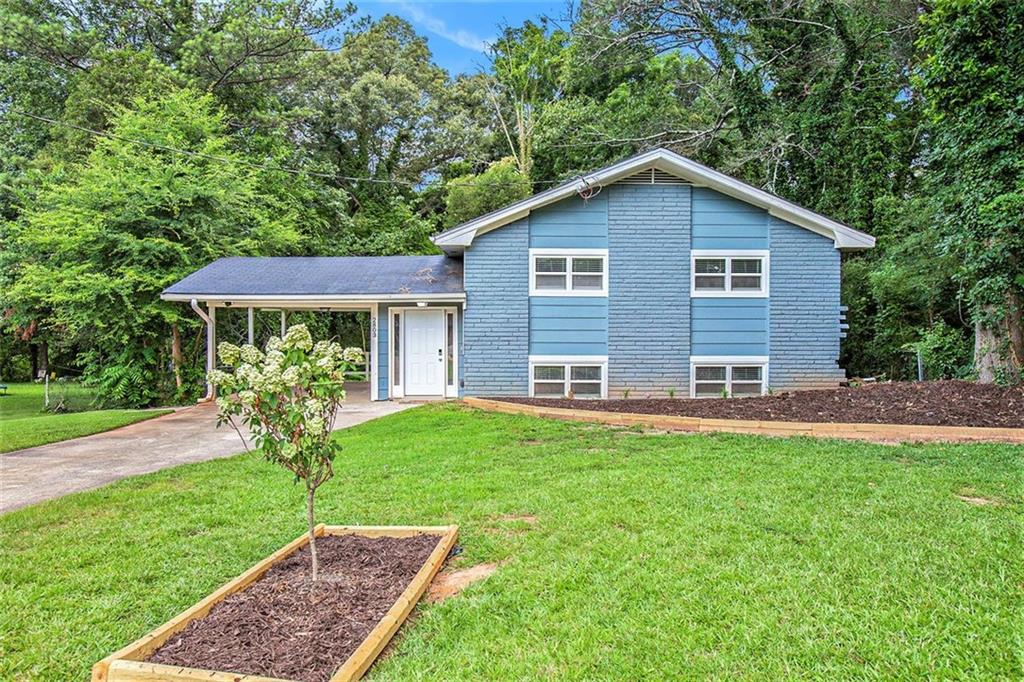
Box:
692;187;769;250
458;178;847;398
529;194;608;248
690;299;769;356
607;183;691;397
768;217;845;389
377;304;390;400
529;297;607;356
463;218;530;396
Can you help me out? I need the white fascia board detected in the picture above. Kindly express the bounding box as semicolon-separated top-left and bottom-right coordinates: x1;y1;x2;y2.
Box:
431;148;875;251
690;355;770;364
160;292;466;305
529;355;609;363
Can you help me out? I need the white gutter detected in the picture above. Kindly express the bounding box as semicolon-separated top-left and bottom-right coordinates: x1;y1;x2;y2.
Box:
163;292;466;304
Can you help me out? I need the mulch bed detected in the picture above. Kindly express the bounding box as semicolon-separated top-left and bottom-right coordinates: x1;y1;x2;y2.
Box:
148;534;440;682
495;380;1024;428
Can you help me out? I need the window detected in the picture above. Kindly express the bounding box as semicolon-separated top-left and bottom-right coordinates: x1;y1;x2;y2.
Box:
530;250;608;296
446;311;455;386
691;361;766;398
530;358;607;398
691;251;768;296
392;313;401;389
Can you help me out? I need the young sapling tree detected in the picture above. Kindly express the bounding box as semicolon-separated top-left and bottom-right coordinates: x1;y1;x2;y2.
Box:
209;324;364;582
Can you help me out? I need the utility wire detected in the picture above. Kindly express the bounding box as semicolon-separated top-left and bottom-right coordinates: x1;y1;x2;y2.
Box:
6;108;565;189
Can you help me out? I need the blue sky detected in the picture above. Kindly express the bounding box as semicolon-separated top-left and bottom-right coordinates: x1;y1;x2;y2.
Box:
354;1;567;75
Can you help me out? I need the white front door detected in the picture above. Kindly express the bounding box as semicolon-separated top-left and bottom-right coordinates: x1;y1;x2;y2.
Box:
404;309;445;396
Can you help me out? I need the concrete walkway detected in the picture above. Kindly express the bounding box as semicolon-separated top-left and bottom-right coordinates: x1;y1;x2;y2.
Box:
0;384;411;514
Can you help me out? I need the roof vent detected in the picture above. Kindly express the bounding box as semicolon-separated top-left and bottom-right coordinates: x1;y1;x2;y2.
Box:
616;168;689;185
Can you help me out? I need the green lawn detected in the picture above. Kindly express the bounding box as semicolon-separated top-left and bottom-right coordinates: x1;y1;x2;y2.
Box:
0;382;171;453
1;404;1020;680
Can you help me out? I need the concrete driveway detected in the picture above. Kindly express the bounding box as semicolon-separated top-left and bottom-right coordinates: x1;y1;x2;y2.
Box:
0;384;411;514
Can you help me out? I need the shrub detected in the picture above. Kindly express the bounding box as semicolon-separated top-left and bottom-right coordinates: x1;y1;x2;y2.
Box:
209;325;364;582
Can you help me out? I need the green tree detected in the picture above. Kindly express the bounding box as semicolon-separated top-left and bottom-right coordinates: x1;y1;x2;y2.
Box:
443;157;531;228
918;0;1024;382
487;20;568;178
1;88;303;405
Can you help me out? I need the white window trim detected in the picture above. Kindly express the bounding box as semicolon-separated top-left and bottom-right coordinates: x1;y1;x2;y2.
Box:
529;355;608;399
388;306;460;399
691;249;769;298
529;248;608;297
689;356;768;398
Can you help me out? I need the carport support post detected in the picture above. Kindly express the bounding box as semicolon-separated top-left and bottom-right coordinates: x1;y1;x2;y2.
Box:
207;306;216;398
247;306;254;346
189;299;216;402
280;310;287;337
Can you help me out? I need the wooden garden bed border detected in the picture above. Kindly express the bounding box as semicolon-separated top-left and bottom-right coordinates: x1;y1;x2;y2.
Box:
464;397;1024;444
92;524;459;682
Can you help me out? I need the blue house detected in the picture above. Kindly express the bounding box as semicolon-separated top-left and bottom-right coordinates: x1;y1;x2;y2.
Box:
163;148;874;400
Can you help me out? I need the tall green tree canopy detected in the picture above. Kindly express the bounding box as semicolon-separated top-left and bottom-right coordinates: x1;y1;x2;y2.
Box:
2;88;306;404
917;0;1024;382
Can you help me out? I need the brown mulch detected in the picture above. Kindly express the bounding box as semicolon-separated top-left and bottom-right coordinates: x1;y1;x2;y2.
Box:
148;534;440;682
495;381;1024;428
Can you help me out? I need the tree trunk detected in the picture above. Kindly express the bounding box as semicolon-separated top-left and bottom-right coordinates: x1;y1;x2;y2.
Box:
171;323;183;390
29;343;38;380
306;486;319;582
39;341;48;378
974;296;1024;383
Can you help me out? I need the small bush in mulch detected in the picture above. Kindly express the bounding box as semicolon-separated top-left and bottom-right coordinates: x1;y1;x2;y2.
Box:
148;534;440;682
496;380;1024;428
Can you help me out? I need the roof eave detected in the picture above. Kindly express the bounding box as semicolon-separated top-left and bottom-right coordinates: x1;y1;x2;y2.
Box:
161;292;467;304
431;148;876;252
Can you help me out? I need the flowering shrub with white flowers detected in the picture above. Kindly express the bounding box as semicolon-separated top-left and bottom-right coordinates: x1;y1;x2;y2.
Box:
209;324;364;582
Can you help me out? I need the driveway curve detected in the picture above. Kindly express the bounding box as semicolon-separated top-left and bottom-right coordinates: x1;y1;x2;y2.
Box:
0;389;409;514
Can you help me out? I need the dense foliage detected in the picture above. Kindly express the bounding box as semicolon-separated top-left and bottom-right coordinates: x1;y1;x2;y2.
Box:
1;0;1020;403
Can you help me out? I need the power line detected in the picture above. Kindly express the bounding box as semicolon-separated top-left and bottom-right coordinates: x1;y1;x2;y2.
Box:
6;108;563;189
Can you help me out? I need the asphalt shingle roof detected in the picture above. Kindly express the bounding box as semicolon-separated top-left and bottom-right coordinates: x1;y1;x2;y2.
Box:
163;256;464;297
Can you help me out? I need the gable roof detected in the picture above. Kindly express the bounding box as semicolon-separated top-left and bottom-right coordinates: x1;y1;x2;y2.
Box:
432;148;875;253
161;255;464;303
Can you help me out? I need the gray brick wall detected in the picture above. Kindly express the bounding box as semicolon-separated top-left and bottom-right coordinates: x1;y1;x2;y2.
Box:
607;184;692;397
769;217;846;390
462;219;530;395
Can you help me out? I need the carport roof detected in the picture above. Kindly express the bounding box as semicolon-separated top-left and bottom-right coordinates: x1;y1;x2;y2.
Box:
161;255;464;302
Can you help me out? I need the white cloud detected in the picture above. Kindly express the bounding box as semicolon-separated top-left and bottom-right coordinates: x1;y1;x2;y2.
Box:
396;2;492;52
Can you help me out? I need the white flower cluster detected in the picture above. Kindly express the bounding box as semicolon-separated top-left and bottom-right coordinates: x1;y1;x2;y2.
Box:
282;324;313;351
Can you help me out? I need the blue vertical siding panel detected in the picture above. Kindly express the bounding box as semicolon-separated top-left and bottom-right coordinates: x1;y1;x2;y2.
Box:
607;184;691;397
528;194;608;249
769;217;846;389
377;304;389;400
457;305;465;397
692;188;769;250
529;297;608;356
690;299;769;356
463;219;530;396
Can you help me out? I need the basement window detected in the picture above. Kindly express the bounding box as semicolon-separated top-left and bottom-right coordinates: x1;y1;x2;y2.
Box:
530;359;607;398
692;362;766;398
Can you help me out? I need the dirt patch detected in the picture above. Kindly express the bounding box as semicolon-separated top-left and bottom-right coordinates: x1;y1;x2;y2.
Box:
148;534;441;682
426;562;502;603
493;513;538;524
493;381;1024;428
956;492;1002;506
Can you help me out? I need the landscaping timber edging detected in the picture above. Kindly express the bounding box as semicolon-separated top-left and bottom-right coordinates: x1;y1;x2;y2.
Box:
92;524;459;682
463;397;1024;444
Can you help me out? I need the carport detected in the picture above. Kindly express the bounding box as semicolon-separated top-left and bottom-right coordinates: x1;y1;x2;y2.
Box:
161;255;465;401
